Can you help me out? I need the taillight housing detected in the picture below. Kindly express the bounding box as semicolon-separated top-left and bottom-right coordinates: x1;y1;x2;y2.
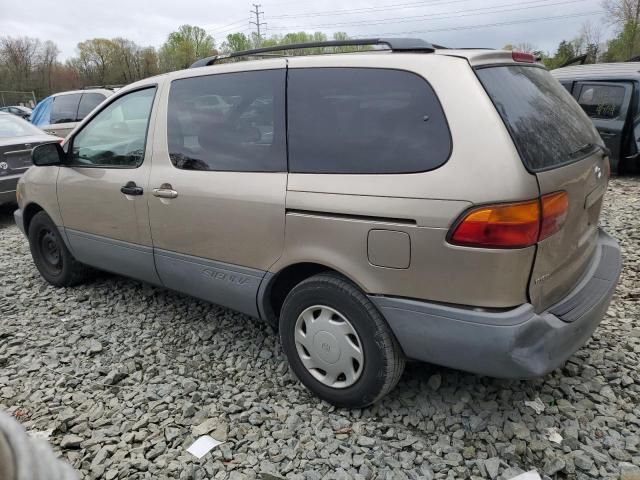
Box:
449;192;569;249
512;51;535;63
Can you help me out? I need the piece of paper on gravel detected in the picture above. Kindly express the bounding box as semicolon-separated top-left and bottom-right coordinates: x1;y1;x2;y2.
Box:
187;435;224;459
509;472;542;480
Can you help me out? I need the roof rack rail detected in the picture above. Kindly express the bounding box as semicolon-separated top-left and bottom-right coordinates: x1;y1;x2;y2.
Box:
558;54;588;68
81;84;124;90
190;37;436;68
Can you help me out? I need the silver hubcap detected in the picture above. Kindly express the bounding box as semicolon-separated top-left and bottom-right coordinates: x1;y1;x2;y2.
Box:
294;305;364;389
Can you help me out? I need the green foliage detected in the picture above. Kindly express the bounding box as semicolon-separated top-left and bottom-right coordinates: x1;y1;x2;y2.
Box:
604;21;640;61
158;25;216;71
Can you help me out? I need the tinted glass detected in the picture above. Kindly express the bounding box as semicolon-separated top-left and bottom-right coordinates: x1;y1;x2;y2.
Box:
577;84;626;120
70;88;156;168
477;66;601;171
288;68;451;174
77;93;106;120
51;93;82;124
167;69;286;172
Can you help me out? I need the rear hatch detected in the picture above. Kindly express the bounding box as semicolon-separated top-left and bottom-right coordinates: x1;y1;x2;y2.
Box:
477;64;609;312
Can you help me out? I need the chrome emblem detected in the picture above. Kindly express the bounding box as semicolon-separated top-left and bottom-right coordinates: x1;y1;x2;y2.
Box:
0;162;7;170
594;165;602;179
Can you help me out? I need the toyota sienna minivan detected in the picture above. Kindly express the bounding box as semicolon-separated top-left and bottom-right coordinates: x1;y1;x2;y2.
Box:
15;39;621;407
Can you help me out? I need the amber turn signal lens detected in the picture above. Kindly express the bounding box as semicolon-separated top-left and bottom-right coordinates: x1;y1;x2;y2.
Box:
450;200;541;248
540;191;569;240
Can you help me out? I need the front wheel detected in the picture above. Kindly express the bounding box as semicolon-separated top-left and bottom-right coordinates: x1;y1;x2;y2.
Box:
27;211;89;287
279;273;405;408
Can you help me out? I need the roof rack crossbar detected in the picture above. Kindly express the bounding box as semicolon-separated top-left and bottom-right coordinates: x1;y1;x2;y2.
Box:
190;37;436;68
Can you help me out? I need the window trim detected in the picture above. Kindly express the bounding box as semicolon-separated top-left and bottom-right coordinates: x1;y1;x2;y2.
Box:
166;68;287;173
65;85;158;170
286;66;453;175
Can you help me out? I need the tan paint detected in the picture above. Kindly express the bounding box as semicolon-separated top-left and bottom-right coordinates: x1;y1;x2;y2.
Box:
18;166;63;226
147;59;287;271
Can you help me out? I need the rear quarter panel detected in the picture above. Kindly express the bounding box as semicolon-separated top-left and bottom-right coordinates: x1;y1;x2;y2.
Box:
273;54;540;308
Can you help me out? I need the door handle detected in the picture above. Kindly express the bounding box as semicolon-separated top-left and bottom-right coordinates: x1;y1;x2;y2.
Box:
152;183;178;199
121;181;143;196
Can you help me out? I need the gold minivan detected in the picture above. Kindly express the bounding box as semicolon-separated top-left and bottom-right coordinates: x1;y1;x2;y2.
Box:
14;39;621;407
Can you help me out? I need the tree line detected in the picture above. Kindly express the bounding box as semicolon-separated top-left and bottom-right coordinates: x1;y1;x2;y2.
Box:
2;0;640;101
505;1;640;68
0;26;359;101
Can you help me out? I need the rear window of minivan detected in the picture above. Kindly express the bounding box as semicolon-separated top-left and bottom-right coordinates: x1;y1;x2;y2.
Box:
476;65;601;172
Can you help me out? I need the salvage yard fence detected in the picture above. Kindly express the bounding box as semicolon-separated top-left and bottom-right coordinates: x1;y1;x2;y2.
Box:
0;91;37;108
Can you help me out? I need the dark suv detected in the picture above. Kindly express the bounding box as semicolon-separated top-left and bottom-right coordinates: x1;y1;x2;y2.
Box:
552;62;640;174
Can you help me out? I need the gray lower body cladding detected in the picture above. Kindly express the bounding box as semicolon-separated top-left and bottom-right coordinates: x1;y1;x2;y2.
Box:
371;229;621;379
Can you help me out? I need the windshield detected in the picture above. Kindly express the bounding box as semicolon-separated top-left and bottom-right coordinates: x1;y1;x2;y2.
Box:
476;65;601;171
0;113;46;138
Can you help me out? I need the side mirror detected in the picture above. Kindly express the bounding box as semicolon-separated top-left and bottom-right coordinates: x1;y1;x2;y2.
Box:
32;142;64;167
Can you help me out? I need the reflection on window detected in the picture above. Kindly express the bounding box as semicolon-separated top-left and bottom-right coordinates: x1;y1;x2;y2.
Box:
167;70;286;172
69;88;156;168
578;85;625;120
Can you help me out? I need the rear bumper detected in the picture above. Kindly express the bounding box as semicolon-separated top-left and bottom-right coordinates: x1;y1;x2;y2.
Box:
0;175;19;205
370;229;621;378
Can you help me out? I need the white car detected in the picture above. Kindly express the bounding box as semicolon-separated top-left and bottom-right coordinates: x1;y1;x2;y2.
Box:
30;89;114;138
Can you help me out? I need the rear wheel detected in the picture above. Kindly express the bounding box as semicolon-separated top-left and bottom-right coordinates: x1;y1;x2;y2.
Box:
28;211;88;287
279;273;405;408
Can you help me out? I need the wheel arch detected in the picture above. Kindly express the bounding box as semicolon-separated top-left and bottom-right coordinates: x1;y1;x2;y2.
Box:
22;202;45;235
258;262;367;326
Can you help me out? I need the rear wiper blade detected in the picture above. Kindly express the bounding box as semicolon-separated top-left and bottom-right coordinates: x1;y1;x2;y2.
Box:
569;143;610;158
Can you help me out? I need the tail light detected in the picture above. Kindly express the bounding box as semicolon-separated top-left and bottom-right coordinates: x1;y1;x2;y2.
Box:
449;192;568;249
539;191;569;240
512;51;535;63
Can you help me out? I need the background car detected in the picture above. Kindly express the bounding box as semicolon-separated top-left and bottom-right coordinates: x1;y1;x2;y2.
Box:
552;62;640;175
0;106;32;120
0;112;61;205
30;88;113;138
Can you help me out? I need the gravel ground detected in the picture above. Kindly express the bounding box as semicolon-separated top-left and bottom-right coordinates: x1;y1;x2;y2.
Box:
1;177;639;480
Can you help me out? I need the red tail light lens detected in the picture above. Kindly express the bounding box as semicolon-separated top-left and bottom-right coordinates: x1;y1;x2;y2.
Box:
450;200;540;248
540;191;569;240
450;192;568;249
512;51;535;63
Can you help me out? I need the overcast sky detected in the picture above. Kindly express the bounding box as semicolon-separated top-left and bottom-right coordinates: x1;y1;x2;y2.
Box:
1;0;609;60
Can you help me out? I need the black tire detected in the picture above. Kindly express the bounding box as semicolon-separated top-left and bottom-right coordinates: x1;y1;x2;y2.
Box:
279;273;405;408
27;211;88;287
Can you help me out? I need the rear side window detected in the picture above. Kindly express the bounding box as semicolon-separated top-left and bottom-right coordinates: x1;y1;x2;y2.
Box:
77;93;106;120
288;68;451;174
577;84;625;119
167;69;286;172
51;93;82;124
477;66;600;172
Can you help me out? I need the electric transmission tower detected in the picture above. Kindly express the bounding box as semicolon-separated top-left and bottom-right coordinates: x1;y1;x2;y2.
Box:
250;4;266;46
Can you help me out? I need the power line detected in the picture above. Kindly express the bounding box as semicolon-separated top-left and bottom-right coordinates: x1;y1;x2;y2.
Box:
207;18;249;34
268;0;588;30
250;4;267;45
269;0;474;19
356;10;604;37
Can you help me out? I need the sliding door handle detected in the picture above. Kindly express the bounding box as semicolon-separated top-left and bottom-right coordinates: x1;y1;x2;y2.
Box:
152;183;178;199
121;181;143;196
